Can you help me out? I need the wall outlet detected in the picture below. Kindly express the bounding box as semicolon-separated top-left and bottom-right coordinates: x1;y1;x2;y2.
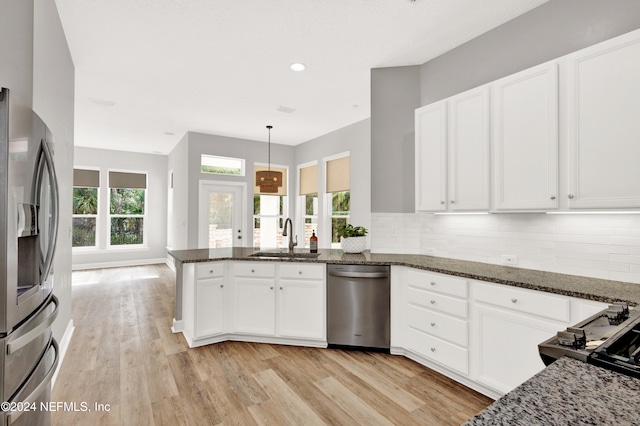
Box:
502;255;518;266
423;248;435;256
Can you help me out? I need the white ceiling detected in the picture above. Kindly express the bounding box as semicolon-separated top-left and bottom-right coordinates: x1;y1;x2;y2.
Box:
55;0;548;154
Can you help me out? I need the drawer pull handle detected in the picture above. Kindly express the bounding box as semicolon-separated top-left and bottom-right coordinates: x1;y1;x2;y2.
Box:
431;347;436;352
511;298;518;303
430;281;436;286
430;300;436;304
430;322;436;327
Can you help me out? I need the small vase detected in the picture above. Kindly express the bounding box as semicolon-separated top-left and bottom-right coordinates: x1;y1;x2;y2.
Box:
340;236;366;253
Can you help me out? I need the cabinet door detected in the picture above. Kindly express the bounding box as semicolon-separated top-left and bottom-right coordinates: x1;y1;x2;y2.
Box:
493;62;558;210
473;304;560;395
415;101;448;212
277;279;325;339
448;86;490;211
233;278;275;335
195;277;225;338
567;30;640;208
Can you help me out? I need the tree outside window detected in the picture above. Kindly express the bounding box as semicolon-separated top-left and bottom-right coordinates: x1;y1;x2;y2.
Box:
72;187;98;247
330;190;350;246
109;171;146;246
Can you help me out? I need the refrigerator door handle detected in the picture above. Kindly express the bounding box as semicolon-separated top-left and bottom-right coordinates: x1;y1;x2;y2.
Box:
35;140;59;284
6;338;59;425
7;295;58;354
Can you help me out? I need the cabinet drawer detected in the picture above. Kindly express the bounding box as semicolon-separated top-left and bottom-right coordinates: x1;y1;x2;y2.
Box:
196;262;224;279
407;305;468;347
407;269;467;298
406;327;469;375
474;281;570;323
233;262;276;278
408;287;468;319
279;263;324;280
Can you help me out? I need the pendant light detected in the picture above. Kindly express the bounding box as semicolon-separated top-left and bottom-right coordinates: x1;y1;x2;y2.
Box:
256;125;283;193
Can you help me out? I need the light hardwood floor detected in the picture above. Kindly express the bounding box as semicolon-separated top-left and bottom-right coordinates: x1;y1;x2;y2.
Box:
52;264;492;425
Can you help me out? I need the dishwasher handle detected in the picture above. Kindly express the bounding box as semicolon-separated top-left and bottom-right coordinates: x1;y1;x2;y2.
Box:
329;270;389;279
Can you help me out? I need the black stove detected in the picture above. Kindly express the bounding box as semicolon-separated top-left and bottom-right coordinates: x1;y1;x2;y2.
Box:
539;302;640;379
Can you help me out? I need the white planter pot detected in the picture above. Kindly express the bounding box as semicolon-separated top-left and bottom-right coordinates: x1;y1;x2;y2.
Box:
340;236;366;253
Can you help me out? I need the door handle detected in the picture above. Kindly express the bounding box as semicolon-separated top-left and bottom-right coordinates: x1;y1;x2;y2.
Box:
34;141;59;284
7;295;58;354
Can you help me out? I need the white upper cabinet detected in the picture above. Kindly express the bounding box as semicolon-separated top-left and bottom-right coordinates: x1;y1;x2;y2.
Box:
448;86;491;211
415;101;447;212
566;29;640;209
492;62;558;210
415;86;490;212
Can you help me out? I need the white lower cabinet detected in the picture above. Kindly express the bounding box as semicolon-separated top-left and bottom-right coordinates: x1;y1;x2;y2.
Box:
232;262;325;342
195;277;225;337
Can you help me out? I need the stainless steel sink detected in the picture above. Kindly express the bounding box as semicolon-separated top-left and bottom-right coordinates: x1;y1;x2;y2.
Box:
249;251;320;259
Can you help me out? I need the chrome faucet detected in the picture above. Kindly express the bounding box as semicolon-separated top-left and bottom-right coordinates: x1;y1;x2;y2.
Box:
282;218;298;253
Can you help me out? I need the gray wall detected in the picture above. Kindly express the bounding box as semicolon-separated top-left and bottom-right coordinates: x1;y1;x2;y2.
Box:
371;0;640;213
73;147;168;268
294;118;371;248
370;66;420;213
0;0;33;103
167;135;189;251
169;131;295;249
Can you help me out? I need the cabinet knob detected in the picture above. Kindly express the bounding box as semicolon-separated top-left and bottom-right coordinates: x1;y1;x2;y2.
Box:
251;269;255;273
431;347;436;352
220;285;224;288
550;196;556;200
270;286;274;290
430;322;436;327
298;271;302;275
280;286;283;290
440;201;445;205
568;194;575;199
430;300;436;304
511;298;518;303
430;281;436;286
450;200;455;204
237;236;242;239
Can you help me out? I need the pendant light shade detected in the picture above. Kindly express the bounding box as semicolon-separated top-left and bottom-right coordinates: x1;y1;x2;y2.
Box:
256;125;283;193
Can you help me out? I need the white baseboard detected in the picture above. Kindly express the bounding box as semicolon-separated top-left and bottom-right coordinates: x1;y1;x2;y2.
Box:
52;319;75;389
171;318;183;333
166;255;176;272
72;258;167;271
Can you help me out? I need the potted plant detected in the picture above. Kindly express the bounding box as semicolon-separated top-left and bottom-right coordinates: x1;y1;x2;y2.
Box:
337;224;368;253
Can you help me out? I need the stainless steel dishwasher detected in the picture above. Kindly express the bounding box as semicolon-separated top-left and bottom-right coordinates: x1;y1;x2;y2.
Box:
327;264;390;350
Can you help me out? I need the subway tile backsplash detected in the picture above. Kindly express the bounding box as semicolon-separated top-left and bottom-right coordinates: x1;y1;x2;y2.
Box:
371;212;640;284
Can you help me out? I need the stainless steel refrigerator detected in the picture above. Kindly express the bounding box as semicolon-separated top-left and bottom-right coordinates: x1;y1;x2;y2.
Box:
0;87;60;426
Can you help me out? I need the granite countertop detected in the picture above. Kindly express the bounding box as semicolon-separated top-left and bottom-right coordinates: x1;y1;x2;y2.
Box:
464;357;640;425
168;247;640;306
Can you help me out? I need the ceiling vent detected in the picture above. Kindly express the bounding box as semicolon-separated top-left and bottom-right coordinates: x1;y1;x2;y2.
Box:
87;97;116;107
277;105;296;114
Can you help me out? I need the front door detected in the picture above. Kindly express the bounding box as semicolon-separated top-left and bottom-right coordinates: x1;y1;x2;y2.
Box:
198;182;245;249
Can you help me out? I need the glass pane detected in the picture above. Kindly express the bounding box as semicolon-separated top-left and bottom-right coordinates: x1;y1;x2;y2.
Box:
253;217;284;248
305;194;318;216
331;217;349;244
208;192;233;248
73;188;98;215
254;195;260;215
110;217;143;245
201;154;244;175
332;191;350;215
110;188;145;215
72;217;96;247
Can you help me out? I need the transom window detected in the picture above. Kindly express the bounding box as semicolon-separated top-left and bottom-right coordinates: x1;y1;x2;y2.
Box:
201;154;245;176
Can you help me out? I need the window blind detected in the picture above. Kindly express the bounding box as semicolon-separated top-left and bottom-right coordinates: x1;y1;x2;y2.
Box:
299;164;318;195
108;171;147;189
73;169;99;188
326;156;350;193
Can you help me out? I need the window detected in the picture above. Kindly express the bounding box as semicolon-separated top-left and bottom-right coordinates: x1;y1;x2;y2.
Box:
253;165;287;248
299;163;318;248
109;171;146;246
326;155;350;248
201;154;245;176
72;169;99;248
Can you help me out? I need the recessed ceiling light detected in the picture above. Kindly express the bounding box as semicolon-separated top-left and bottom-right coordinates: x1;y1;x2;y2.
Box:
290;63;306;72
87;97;116;107
164;132;175;136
